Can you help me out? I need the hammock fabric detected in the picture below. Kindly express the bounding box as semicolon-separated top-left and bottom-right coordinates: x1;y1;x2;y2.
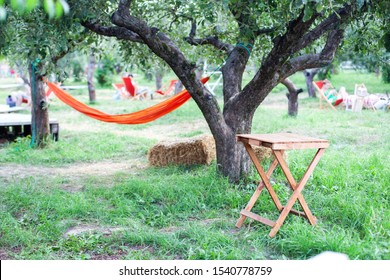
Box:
47;77;209;125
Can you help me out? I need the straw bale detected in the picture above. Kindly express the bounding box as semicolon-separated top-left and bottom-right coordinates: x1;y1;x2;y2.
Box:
252;145;273;162
148;135;216;166
148;135;282;167
251;145;288;162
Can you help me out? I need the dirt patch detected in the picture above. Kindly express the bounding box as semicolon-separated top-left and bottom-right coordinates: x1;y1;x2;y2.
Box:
63;224;126;238
159;226;180;233
0;160;146;182
0;249;8;260
89;244;154;260
90;249;128;260
61;119;210;142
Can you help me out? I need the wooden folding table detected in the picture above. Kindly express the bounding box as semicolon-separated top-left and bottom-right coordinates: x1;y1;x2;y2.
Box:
236;133;329;237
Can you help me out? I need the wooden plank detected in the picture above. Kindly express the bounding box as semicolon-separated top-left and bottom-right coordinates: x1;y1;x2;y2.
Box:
243;142;283;210
272;142;329;150
312;81;337;111
269;148;326;237
240;210;275;227
238;133;328;143
0;105;26;114
236;157;279;228
273;150;318;226
0;114;58;126
237;133;328;150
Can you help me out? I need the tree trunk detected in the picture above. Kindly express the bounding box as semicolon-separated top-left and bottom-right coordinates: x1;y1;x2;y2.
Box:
213;108;254;182
155;69;163;91
29;63;50;148
282;78;303;117
174;80;184;95
303;68;319;98
87;53;96;103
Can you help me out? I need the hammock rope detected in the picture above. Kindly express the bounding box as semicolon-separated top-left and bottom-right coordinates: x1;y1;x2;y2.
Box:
47;77;209;125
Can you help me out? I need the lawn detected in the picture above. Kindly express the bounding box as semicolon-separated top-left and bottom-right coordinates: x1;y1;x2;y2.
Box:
0;70;389;260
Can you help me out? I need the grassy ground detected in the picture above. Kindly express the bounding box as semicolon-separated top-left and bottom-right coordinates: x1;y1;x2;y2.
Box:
0;71;389;260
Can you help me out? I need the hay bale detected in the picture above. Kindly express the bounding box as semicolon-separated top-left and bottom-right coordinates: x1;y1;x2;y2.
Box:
252;145;273;162
251;145;288;163
148;135;282;167
148;135;216;167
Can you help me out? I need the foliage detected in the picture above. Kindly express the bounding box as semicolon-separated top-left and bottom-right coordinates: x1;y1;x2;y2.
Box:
0;0;69;21
0;7;85;79
382;63;390;84
95;55;117;87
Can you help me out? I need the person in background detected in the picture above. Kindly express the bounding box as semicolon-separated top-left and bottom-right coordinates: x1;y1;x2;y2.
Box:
6;95;16;107
127;74;150;100
322;79;343;106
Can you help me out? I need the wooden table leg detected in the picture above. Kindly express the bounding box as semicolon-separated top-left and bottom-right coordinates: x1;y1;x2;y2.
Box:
269;148;326;237
236;157;279;228
242;142;283;210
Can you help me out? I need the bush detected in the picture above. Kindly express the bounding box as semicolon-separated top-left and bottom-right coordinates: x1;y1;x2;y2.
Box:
95;57;116;87
382;64;390;84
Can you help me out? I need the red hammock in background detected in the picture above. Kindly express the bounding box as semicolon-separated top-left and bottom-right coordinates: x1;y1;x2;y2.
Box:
46;77;209;125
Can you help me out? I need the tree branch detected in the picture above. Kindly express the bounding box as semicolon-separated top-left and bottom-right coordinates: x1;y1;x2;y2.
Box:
81;20;144;43
184;18;233;53
279;28;345;79
254;27;276;37
185;36;234;53
290;4;353;54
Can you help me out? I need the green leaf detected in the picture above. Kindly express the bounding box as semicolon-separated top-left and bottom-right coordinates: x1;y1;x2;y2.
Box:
303;4;313;22
357;0;365;10
26;0;38;12
55;1;63;18
315;3;323;13
59;0;69;14
44;0;56;18
11;0;26;12
0;0;4;6
0;6;6;21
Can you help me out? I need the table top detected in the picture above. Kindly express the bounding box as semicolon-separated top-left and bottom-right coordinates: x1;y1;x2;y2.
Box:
0;105;26;114
0;113;58;126
237;133;329;150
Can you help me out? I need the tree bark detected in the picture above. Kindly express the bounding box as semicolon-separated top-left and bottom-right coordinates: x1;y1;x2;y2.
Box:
303;68;320;97
87;53;96;103
282;78;303;117
155;69;163;91
29;63;50;148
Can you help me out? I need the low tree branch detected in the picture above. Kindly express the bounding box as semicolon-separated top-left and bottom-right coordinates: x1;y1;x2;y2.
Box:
290;4;353;54
185;36;234;53
184;18;233;53
81;21;144;43
279;28;345;79
51;33;92;64
254;27;276;37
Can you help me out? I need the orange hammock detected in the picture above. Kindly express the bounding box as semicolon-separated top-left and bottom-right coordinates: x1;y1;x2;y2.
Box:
47;77;209;124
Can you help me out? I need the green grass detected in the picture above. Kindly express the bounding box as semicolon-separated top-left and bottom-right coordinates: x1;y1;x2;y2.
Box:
0;70;389;260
